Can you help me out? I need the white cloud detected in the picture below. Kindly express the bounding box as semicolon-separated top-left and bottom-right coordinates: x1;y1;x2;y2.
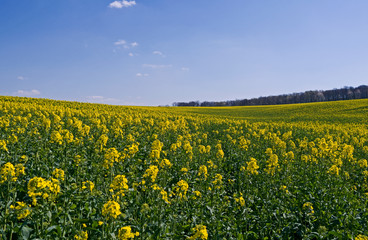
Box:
15;89;41;97
136;73;149;77
109;0;136;8
17;76;26;80
86;96;122;105
114;40;138;50
114;39;127;45
153;51;165;57
128;53;134;57
181;67;190;72
143;64;172;69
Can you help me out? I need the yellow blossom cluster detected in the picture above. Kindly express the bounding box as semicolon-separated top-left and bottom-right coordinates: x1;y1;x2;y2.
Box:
10;201;31;219
110;175;129;198
143;165;159;182
0;139;8;151
27;177;61;205
82;180;95;192
102;200;121;220
0;162;17;184
74;231;88;240
118;226;139;240
175;180;189;199
188;225;208;240
303;202;314;215
52;168;65;181
245;157;259;175
103;147;120;169
198;165;208;179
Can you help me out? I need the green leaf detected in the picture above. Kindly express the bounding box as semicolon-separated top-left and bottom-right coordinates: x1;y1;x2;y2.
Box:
46;225;57;233
47;211;52;221
21;226;33;240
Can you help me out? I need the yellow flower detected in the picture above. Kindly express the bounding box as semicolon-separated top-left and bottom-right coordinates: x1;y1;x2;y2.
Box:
198;145;206;154
327;165;340;176
150;149;161;159
74;155;83;166
198;165;208;179
60;129;74;143
358;159;368;168
265;148;273;156
10;201;31;220
160;189;170;204
97;134;108;149
212;174;223;188
0;139;8;151
285;151;294;161
175;180;189;199
150;139;163;159
265;154;279;176
207;160;217;169
356;235;368;240
159;158;172;168
15;163;25;177
280;185;289;194
192;190;202;200
50;131;63;145
128;143;139;156
19;155;28;163
303;202;314;215
189;225;208;240
216;149;224;159
0;162;17;184
246;158;259;175
301;154;311;163
235;195;245;207
102;200;121;220
52;168;65;181
143;165;159;182
118;226;139;240
170;143;178;152
82;181;95;192
74;231;88;240
103;148;120;169
27;177;60;206
183;141;193;159
110;175;129;197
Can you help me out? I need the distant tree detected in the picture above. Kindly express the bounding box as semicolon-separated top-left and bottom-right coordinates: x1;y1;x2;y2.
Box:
172;85;368;107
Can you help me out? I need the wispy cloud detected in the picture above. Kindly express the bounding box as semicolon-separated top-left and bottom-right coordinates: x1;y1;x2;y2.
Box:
153;51;165;57
114;40;126;45
17;76;26;80
113;40;138;50
143;64;172;69
15;89;41;97
128;53;134;57
136;73;149;77
181;67;190;72
109;0;136;8
86;96;122;105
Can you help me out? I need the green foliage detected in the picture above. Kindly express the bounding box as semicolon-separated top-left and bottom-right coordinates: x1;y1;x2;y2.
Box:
0;96;368;239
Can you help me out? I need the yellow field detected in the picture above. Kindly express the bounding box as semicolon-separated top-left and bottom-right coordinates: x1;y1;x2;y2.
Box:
1;96;368;239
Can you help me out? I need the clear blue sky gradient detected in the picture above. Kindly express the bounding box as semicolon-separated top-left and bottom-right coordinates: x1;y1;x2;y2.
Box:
1;0;368;106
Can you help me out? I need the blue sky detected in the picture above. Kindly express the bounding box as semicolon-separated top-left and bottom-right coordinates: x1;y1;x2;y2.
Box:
1;0;368;106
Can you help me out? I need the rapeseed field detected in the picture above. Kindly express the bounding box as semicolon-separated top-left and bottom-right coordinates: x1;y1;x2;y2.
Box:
1;96;368;239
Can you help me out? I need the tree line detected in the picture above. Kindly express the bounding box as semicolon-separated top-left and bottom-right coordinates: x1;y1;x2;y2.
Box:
173;85;368;107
